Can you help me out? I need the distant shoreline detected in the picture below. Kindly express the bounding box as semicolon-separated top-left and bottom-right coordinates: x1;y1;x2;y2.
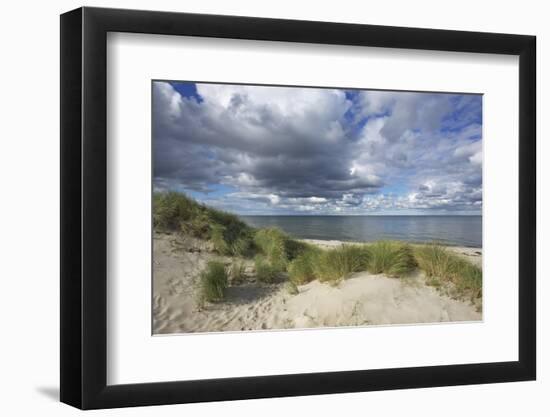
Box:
239;214;482;217
299;237;483;250
300;238;482;249
239;214;482;249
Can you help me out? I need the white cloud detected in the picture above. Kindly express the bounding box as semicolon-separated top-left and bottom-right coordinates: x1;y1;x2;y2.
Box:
153;81;482;214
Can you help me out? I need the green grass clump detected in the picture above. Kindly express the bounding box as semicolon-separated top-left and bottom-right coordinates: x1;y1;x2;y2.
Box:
254;228;289;270
288;244;370;285
414;244;482;300
185;212;211;238
254;255;280;283
313;245;370;284
199;261;228;302
288;247;322;285
208;223;254;257
454;261;482;299
413;244;454;282
252;227;309;283
210;224;230;255
286;281;299;295
210;210;254;254
153;192;198;230
229;237;253;257
253;227;312;267
284;238;311;260
153;191;255;256
367;241;416;277
228;260;246;283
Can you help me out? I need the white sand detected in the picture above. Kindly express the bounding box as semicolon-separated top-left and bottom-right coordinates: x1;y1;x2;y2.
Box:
153;233;482;334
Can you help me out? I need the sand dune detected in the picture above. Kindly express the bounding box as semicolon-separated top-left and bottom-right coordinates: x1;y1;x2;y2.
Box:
153;233;482;334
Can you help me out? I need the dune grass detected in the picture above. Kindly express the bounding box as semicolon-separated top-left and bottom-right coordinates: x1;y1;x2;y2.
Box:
414;244;482;300
229;237;254;257
289;242;413;284
199;261;228;303
286;281;299;295
153;191;254;256
286;241;480;302
254;255;280;283
153;191;198;231
367;241;416;277
210;224;230;255
252;227;312;281
287;246;322;285
157;192;482;304
228;260;246;284
313;245;370;284
254;227;289;270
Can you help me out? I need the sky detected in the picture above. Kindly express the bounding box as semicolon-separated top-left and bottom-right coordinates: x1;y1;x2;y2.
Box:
152;81;482;215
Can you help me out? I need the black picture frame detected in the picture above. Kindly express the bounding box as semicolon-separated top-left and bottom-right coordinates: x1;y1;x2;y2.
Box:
60;6;536;410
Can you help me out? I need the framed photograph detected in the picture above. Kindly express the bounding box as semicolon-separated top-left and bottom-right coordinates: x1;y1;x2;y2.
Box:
60;6;536;409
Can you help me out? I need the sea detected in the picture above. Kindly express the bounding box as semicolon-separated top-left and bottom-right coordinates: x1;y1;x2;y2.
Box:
239;215;482;248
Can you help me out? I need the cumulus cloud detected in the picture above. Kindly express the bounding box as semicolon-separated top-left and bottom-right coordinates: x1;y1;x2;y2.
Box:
153;81;482;214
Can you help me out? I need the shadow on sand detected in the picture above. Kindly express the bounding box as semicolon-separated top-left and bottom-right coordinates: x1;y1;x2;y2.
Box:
224;283;279;306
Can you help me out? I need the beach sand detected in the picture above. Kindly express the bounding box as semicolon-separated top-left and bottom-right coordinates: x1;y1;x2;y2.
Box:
153;233;482;334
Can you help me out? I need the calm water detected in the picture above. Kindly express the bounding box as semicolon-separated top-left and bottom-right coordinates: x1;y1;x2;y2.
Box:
240;215;482;248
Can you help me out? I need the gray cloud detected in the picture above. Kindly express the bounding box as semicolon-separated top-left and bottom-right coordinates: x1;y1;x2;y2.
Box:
153;82;482;214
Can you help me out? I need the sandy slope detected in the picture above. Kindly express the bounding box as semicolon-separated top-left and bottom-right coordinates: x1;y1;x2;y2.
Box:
153;233;482;334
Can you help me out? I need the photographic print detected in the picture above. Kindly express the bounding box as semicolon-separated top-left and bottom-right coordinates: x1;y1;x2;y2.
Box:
152;81;482;335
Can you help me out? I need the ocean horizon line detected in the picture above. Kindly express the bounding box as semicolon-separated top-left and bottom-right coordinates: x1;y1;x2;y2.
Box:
239;213;482;247
238;214;482;217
